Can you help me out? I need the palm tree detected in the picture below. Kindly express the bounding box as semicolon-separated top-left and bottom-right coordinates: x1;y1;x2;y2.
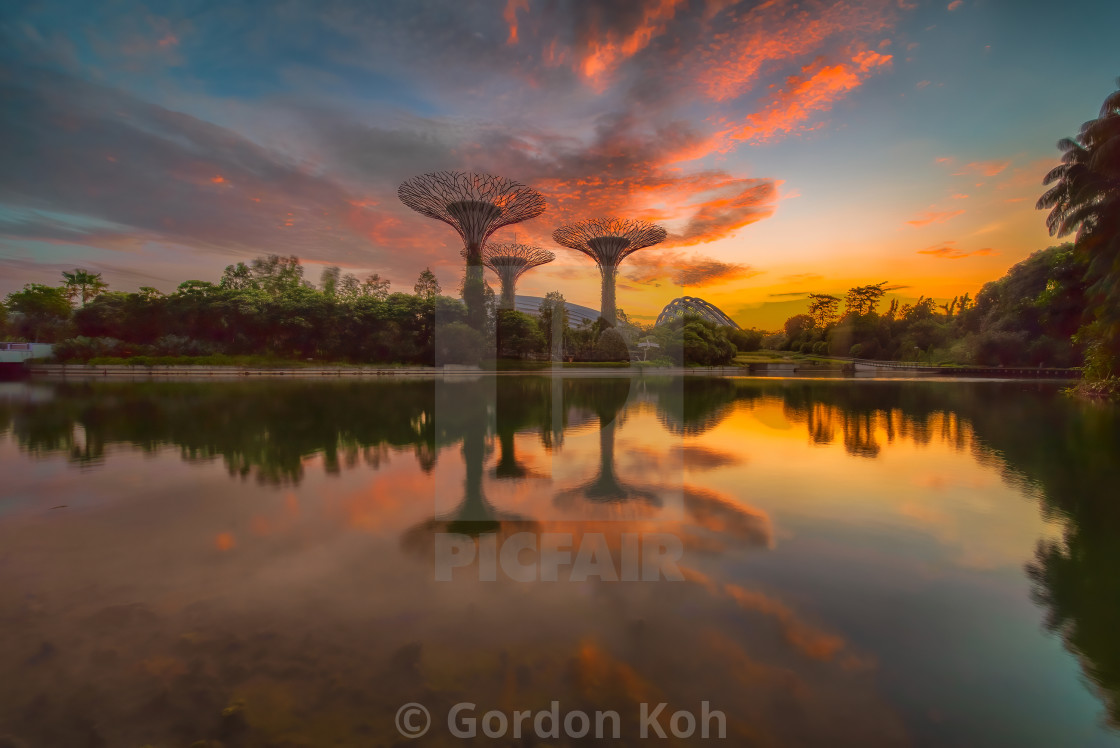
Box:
1038;79;1120;378
61;269;108;306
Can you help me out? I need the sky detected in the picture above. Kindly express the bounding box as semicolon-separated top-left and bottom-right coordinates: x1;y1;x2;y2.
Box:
1;0;1118;328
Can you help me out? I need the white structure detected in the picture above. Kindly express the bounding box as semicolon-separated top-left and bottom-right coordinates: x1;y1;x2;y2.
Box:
0;342;53;363
513;295;600;327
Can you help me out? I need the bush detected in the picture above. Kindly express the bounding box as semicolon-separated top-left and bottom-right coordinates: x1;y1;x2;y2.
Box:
761;332;787;350
728;327;763;352
970;330;1029;367
52;336;135;362
593;328;630;362
434;322;486;366
151;335;217;357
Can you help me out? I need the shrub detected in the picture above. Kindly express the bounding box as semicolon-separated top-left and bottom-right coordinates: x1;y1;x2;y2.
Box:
593;328;630;362
434;322;486;366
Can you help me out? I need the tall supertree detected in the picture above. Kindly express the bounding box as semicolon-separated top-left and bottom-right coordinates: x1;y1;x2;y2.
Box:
552;218;667;326
472;242;555;309
398;171;546;329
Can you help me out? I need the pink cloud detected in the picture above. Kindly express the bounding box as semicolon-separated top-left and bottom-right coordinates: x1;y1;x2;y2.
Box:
906;209;965;227
953;160;1011;177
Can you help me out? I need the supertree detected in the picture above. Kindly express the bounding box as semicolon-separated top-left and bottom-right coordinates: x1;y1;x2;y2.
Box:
398;171;546;329
552;218;667;326
468;242;555;309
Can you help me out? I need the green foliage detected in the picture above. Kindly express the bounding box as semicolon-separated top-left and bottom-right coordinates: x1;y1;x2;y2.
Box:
1037;79;1120;379
414;267;440;299
61;268;108;306
538;291;568;358
55;257;461;364
592;327;630;362
5;283;73;341
727;327;763;352
652;315;736;365
496;309;545;358
779;247;1085;367
435;322;485;366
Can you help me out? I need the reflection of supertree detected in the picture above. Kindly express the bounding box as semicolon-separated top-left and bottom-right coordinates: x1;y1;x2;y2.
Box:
401;379;538;562
398;172;546;328
556;378;659;508
553;218;667;326
468;243;555;310
493;377;553;480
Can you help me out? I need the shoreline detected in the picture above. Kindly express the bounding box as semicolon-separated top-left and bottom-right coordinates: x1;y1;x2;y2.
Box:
22;363;1082;382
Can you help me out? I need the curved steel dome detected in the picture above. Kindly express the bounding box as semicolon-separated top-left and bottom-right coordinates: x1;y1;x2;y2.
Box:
655;296;740;329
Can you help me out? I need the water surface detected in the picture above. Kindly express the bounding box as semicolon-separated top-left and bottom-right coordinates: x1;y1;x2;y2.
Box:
0;377;1117;747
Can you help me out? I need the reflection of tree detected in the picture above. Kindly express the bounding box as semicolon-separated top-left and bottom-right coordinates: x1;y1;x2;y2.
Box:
7;376;1120;725
652;377;741;436
3;380;438;483
772;379;1120;726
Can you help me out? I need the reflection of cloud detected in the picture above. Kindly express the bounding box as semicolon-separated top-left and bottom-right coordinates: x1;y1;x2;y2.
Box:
673;444;745;470
683;487;773;548
724;584;846;662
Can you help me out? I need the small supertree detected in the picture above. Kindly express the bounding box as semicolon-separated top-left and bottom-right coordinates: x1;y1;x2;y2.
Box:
552;218;667;326
469;243;555;309
398;172;546;329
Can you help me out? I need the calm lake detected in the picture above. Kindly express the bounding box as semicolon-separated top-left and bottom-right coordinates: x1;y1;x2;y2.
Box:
0;376;1117;747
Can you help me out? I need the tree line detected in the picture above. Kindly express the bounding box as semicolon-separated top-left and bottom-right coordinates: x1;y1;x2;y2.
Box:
769;243;1085;368
1;256;756;366
771;78;1120;377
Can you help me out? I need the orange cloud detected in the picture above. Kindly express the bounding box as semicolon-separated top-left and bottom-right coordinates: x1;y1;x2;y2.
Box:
624;252;763;287
953;160;1011;177
728;50;893;143
503;0;529;44
576;0;686;89
948;0;963;10
691;0;897;103
917;245;997;259
906;209;965;226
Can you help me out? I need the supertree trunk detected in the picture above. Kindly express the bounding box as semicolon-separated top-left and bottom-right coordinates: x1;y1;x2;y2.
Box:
462;247;488;330
599;265;617;326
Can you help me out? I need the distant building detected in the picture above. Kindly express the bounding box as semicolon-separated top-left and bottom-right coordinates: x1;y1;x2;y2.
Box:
514;295;600;327
655;296;740;329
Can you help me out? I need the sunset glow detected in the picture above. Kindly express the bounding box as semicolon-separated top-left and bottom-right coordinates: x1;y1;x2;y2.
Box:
1;0;1117;327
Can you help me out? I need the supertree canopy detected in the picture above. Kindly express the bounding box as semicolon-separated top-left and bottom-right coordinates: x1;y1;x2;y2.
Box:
398;171;546;328
552;218;667;325
469;243;555;309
